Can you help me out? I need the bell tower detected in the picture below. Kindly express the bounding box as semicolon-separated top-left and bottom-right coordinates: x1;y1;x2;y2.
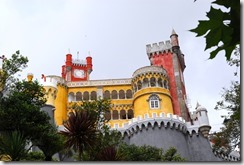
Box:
61;53;93;82
146;29;190;121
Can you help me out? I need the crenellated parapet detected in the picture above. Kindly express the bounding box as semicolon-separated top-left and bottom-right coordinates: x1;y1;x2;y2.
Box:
111;111;211;138
146;41;172;58
40;75;66;88
72;59;87;66
213;151;240;161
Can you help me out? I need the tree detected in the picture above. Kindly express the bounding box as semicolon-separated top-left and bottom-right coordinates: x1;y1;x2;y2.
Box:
0;131;28;161
0;52;63;161
0;80;50;141
0;50;28;97
190;0;240;60
59;108;98;161
34;126;65;161
117;143;186;161
214;50;240;152
60;99;115;161
21;152;45;161
88;127;123;161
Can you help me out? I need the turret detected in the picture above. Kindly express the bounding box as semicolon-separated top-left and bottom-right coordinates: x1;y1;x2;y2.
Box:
195;102;211;138
146;30;190;121
40;75;67;126
86;56;93;74
65;54;72;69
170;29;179;47
61;52;93;82
27;73;33;82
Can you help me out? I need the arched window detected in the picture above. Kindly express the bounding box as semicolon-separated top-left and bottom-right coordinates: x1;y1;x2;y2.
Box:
137;80;142;90
158;78;163;87
120;110;126;119
126;89;132;99
76;92;82;101
150;77;156;87
149;94;161;109
127;109;134;119
111;90;118;99
68;92;75;102
163;80;168;89
119;90;125;99
112;110;119;120
83;91;89;101
142;78;149;88
105;110;111;120
133;84;137;93
103;90;110;99
90;91;97;100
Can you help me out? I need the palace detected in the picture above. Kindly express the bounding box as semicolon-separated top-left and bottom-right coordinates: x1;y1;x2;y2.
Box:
38;29;191;129
26;30;239;161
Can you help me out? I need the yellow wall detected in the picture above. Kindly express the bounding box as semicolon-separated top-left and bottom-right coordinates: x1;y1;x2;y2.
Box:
133;87;173;118
55;84;68;125
51;78;174;128
43;86;57;106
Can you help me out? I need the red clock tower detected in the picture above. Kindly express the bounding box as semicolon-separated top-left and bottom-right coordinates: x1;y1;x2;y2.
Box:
61;53;93;82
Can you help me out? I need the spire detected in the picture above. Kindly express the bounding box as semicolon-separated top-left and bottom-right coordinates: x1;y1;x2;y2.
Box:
170;28;178;38
170;28;179;47
171;28;177;35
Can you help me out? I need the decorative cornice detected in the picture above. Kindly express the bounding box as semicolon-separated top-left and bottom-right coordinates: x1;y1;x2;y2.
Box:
132;66;168;79
67;78;132;87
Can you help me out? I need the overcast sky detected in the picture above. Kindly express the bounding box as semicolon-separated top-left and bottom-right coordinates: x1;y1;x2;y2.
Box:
0;0;240;132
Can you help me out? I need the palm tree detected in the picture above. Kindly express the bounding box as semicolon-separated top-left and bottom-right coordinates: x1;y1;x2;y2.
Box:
95;145;124;161
60;109;98;161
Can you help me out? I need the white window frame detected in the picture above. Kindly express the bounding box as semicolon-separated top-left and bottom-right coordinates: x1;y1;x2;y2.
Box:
149;94;161;109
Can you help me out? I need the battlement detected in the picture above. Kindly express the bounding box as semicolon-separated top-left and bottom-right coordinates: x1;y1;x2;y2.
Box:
40;75;66;88
213;151;240;161
146;40;172;56
110;112;211;137
72;59;87;66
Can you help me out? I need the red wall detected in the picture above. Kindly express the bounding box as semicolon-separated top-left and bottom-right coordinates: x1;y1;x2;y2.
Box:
151;52;181;116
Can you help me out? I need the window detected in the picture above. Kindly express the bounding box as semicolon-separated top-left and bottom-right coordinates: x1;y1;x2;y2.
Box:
149;94;160;109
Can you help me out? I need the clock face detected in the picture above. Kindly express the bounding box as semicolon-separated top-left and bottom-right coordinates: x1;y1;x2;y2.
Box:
74;69;85;78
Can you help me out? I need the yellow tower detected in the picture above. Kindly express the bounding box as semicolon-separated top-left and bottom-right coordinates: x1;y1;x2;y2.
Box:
132;66;174;119
40;75;68;126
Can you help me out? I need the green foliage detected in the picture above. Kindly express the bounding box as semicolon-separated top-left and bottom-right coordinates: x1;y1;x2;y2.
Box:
214;51;240;151
60;99;123;161
72;99;111;129
0;80;50;141
34;127;65;161
190;0;240;60
0;131;28;161
0;52;63;161
21;152;45;161
0;50;28;96
88;127;123;161
118;143;163;161
60;108;98;161
95;145;125;161
161;147;186;161
118;143;186;161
